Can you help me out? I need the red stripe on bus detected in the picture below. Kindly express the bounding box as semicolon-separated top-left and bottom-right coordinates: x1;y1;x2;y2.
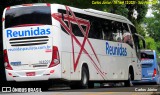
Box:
66;6;105;78
52;6;105;79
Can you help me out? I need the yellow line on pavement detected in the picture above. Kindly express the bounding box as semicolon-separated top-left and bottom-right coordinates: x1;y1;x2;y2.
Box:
131;93;138;95
50;93;64;95
131;92;154;95
86;92;115;95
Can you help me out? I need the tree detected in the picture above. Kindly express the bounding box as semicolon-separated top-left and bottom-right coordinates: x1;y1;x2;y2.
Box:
145;3;160;42
135;22;146;37
145;37;157;50
125;0;148;23
144;0;160;55
156;41;160;55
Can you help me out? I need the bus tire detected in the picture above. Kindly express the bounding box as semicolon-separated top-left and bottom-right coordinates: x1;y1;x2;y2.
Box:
124;72;133;87
80;67;89;88
70;67;89;89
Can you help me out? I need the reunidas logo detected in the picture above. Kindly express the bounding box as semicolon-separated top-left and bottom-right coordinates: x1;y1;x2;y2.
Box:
6;27;51;38
106;42;127;56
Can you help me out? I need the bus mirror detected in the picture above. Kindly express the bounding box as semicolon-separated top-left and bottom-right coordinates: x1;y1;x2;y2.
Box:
134;33;146;49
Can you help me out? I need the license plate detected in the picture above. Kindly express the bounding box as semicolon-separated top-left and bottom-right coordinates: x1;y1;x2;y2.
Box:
26;72;35;76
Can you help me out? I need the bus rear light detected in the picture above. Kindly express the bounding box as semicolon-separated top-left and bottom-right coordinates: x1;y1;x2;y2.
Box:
152;68;157;77
46;3;51;6
6;7;10;10
48;46;60;68
50;70;54;73
4;50;13;70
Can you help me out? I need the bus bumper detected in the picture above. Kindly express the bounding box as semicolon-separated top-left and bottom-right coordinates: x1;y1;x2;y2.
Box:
132;77;157;84
5;64;61;82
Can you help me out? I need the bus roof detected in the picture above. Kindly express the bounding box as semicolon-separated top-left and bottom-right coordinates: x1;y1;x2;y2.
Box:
83;9;133;26
4;3;134;26
56;4;134;26
141;50;155;52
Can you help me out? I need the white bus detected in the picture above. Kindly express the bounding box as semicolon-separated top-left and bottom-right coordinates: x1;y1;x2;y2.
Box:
2;3;145;89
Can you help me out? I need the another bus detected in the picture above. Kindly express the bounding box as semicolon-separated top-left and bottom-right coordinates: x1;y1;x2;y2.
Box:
134;50;160;84
2;3;145;89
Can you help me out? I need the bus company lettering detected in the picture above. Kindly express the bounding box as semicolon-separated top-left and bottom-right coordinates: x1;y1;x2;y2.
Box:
106;42;127;56
6;27;51;38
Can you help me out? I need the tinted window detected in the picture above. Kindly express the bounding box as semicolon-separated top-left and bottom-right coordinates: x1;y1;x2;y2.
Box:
5;6;51;28
59;9;114;40
89;18;103;39
72;23;84;37
58;9;132;42
101;20;113;41
141;51;154;59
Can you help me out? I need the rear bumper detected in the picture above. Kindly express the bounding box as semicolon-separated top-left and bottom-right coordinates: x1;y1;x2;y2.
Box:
132;77;157;84
5;64;61;82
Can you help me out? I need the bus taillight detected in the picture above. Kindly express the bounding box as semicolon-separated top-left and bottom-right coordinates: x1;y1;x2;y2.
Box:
46;3;51;6
4;49;13;70
6;7;10;10
152;68;157;77
48;46;60;68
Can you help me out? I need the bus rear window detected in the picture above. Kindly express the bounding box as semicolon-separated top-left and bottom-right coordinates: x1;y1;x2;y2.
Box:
5;6;51;28
141;51;154;59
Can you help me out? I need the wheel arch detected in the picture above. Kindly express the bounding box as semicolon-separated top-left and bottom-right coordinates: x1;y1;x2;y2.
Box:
129;65;134;80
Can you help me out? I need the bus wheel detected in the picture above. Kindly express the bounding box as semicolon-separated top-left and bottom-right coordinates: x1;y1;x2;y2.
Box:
80;67;89;88
70;67;89;89
124;72;133;87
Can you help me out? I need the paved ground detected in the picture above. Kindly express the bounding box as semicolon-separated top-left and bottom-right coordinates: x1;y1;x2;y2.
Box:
0;84;159;95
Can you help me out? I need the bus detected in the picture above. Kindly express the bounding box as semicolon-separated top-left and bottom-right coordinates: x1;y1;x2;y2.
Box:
134;50;160;84
2;3;145;89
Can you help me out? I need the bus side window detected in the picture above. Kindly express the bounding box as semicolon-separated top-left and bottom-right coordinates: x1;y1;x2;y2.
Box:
101;20;113;41
72;23;84;37
112;22;123;42
122;23;133;48
89;18;102;39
